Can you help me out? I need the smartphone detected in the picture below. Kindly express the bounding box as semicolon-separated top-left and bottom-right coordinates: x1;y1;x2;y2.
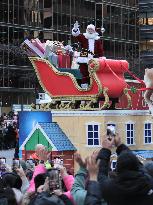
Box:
48;168;62;192
107;125;116;137
0;158;6;165
0;157;6;169
26;159;35;171
60;159;64;166
0;157;6;175
12;158;20;170
26;159;34;165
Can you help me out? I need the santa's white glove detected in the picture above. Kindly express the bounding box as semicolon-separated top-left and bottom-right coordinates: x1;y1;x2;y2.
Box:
101;27;105;34
73;21;79;30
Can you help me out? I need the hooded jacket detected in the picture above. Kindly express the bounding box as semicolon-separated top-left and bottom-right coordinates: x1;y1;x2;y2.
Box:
28;191;73;205
97;144;153;205
71;166;107;205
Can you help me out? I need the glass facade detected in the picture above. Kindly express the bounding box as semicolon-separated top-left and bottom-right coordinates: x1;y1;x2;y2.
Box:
0;0;139;108
96;0;139;78
43;0;96;42
0;0;44;107
139;0;153;70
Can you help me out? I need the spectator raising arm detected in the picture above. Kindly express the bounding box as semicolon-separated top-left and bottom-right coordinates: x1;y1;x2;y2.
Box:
97;137;114;183
84;152;102;205
71;153;88;205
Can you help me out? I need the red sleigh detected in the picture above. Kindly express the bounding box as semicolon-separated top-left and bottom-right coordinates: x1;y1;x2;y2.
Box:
30;57;130;110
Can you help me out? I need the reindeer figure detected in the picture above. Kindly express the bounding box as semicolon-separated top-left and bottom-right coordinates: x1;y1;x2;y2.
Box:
144;68;153;115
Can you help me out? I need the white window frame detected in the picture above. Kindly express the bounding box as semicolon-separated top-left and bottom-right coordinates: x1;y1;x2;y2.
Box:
125;122;135;145
86;122;101;147
144;122;152;144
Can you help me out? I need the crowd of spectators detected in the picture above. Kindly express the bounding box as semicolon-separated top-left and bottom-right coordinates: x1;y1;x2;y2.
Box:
0;112;18;150
1;131;153;205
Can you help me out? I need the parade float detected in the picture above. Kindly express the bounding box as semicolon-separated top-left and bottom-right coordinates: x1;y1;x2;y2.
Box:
22;38;136;111
30;57;131;110
21;20;153;112
20;33;153;168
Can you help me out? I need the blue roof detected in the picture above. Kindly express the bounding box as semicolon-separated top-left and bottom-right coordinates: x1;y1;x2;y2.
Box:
38;122;76;151
133;150;153;159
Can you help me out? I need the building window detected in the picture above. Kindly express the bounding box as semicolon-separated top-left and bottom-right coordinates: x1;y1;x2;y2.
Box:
126;123;135;145
86;123;100;146
144;123;152;144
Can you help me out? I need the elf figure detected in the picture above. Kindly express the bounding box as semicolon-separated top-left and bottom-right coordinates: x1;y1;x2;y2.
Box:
72;21;104;88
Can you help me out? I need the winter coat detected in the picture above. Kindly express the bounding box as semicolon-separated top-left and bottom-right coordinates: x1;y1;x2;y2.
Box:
27;163;74;201
62;174;74;201
71;166;88;205
72;28;104;58
97;144;153;205
71;167;107;205
84;181;102;205
27;164;46;193
28;191;73;205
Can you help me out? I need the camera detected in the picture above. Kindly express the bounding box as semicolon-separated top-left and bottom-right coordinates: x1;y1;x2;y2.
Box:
53;157;64;169
107;125;116;137
0;157;6;175
48;168;62;193
12;158;20;172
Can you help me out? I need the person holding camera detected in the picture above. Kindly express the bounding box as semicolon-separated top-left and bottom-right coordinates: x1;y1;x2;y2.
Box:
93;135;153;205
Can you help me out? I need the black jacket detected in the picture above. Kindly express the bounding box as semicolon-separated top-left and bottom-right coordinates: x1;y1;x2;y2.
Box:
28;191;73;205
97;144;153;205
84;181;107;205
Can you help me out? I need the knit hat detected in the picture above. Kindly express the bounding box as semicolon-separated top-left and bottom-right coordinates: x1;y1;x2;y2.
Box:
116;151;140;173
87;24;95;32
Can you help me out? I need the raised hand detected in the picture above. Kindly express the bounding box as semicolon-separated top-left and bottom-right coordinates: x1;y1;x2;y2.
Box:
15;166;26;178
74;21;79;30
53;189;63;196
60;166;68;178
37;149;48;162
86;152;99;181
102;137;114;150
74;152;86;168
114;133;122;147
37;177;49;193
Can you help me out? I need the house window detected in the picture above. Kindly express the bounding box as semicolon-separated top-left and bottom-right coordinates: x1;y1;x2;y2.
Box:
126;123;135;145
144;123;152;144
87;124;100;146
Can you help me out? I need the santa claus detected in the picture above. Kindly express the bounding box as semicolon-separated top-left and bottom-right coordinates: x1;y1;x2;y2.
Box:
72;21;104;88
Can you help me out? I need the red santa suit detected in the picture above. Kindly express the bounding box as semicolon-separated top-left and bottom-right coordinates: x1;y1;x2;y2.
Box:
72;24;104;86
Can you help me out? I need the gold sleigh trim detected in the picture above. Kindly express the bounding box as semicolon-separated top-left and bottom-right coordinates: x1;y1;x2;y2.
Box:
29;57;131;110
29;57;103;100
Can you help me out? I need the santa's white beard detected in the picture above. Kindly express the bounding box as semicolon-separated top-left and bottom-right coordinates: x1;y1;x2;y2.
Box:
83;31;100;40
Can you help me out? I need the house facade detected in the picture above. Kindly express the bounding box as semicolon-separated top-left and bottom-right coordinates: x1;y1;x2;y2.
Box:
52;110;153;170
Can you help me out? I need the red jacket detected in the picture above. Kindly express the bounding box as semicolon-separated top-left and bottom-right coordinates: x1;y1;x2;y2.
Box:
75;34;104;57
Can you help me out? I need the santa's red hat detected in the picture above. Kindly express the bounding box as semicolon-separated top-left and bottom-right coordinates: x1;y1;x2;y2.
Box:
87;24;95;31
